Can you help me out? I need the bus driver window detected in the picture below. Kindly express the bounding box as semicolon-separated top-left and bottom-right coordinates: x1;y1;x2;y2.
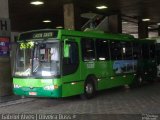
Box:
50;48;59;61
50;47;60;75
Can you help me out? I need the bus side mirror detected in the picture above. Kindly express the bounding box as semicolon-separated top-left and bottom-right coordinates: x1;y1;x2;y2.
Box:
64;39;70;58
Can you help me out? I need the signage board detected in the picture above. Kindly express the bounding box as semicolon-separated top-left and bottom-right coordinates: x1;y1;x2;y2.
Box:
18;30;58;41
0;37;9;56
0;18;11;37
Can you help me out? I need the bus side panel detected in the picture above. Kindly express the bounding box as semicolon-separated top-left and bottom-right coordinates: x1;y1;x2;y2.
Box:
79;60;135;91
105;61;135;88
62;79;84;97
137;59;157;81
95;61;110;90
156;43;160;77
106;75;134;88
61;63;84;97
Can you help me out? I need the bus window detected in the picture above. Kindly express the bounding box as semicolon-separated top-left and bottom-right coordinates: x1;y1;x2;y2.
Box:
133;43;141;60
121;42;133;60
142;44;150;59
110;41;122;60
34;43;60;76
149;44;155;59
81;38;95;61
156;43;160;64
62;41;79;75
96;39;109;61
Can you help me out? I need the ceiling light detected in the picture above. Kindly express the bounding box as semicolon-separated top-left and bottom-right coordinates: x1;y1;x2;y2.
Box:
157;23;160;26
148;26;151;29
122;21;128;24
56;26;63;29
30;1;44;5
43;20;52;23
96;6;108;9
142;18;150;22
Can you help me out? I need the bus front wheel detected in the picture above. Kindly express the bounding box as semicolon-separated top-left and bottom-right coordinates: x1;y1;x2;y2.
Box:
81;80;96;99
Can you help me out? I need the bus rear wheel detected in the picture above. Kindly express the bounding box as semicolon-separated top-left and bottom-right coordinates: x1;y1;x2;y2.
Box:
81;80;95;99
131;75;143;88
137;76;143;86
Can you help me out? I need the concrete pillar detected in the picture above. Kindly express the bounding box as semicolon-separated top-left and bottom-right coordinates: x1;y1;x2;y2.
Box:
108;13;122;33
11;32;19;74
138;19;148;39
63;3;81;30
0;0;12;96
0;0;9;18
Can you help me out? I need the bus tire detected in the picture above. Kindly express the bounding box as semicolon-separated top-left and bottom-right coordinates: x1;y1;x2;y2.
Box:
137;75;143;86
135;75;143;88
81;80;96;99
131;75;143;88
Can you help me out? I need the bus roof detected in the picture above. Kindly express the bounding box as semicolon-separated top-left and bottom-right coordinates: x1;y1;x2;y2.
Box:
59;29;135;41
17;29;155;43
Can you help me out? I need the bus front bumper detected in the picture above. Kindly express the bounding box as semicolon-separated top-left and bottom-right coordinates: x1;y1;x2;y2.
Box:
13;86;62;98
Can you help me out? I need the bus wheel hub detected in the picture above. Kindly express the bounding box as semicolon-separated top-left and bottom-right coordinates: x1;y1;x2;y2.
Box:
86;84;93;94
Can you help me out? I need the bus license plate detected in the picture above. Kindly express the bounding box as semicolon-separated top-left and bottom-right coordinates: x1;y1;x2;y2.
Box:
29;92;37;96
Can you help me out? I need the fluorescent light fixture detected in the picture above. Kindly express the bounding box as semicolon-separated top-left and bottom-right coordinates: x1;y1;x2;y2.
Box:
96;6;108;9
56;26;63;29
43;20;52;23
142;18;150;22
123;47;126;53
87;49;93;52
122;21;128;24
30;1;44;5
99;58;106;60
157;23;160;26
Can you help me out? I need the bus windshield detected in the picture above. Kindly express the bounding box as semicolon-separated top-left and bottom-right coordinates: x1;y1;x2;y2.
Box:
14;41;60;77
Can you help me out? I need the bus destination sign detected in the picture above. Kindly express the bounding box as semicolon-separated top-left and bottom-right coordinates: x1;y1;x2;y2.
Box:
33;32;53;39
18;30;58;41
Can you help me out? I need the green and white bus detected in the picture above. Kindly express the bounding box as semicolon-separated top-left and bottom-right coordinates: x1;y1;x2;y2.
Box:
156;38;160;77
13;29;156;99
147;37;160;78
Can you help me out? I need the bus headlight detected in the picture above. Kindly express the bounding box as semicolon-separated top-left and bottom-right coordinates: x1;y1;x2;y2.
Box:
13;84;21;88
44;85;55;90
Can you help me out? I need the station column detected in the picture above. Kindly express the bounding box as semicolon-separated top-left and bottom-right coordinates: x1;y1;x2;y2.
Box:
108;13;122;33
0;0;12;96
138;19;148;39
63;2;81;30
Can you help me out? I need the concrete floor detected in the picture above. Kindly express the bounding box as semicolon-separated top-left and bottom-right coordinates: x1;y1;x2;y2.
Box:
0;82;160;120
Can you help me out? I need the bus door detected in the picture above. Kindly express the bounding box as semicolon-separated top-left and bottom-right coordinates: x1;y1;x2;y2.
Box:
61;37;82;97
